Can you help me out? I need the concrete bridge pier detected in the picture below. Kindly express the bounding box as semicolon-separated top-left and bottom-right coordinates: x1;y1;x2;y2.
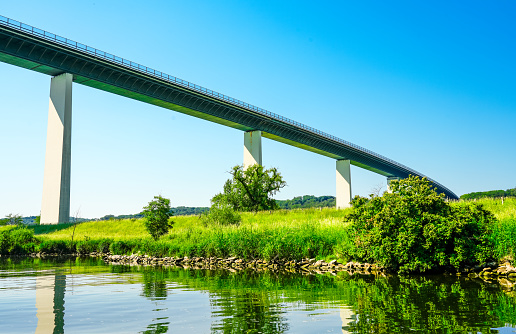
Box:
387;176;400;193
243;130;262;169
41;73;73;225
336;159;352;209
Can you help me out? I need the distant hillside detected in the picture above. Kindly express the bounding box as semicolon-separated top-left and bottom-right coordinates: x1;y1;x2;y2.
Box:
461;187;516;200
94;206;209;221
17;197;333;224
276;195;336;209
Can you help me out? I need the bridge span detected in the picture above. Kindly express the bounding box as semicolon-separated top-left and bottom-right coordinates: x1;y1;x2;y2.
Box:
0;15;458;224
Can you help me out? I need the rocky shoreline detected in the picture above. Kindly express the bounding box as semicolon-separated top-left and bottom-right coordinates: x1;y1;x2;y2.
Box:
103;254;516;281
103;254;387;275
10;252;516;289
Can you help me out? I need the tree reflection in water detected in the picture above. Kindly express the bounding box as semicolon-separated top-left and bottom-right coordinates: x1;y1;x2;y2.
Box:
344;275;516;333
135;266;516;334
17;258;516;334
209;290;289;333
141;268;170;334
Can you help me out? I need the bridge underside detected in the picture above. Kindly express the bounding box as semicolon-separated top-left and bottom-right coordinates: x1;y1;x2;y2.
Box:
0;21;458;200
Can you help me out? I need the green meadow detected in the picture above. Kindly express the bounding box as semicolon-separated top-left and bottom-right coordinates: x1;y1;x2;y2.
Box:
1;197;515;263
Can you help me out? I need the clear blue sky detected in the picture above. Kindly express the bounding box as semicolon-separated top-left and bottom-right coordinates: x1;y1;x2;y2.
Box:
1;1;515;218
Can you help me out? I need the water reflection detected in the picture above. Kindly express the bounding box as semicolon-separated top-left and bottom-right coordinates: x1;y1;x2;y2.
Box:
2;258;516;333
35;273;65;334
210;290;289;333
141;269;170;334
340;307;354;334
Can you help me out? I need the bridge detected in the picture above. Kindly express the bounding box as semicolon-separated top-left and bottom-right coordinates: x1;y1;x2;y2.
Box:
0;15;458;224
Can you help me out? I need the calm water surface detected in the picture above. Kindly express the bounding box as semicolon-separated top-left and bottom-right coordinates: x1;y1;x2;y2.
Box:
1;257;516;333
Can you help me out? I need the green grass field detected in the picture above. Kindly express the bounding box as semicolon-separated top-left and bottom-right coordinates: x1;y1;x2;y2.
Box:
2;197;515;262
20;207;351;261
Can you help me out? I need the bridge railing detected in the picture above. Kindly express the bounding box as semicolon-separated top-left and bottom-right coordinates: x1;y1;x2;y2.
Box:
1;15;456;196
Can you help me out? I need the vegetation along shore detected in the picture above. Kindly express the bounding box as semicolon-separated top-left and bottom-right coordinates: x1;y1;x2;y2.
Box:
1;174;516;280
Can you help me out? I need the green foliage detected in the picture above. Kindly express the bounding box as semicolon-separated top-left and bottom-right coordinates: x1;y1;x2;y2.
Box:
75;238;114;254
38;239;70;254
461;187;516;200
142;196;174;240
6;195;516;269
490;217;516;260
213;165;286;212
344;175;496;273
0;227;37;255
276;195;336;209
173;206;209;216
201;198;241;226
1;213;23;226
109;240;138;254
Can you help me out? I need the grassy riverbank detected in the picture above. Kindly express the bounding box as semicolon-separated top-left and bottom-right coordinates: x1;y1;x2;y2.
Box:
1;197;516;263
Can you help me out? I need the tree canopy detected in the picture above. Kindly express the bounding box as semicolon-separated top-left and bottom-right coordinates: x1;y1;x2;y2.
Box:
212;165;287;212
142;195;174;240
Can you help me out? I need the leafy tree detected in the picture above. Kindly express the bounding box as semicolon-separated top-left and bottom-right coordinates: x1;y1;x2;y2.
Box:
2;214;23;226
344;175;495;273
213;165;286;212
142;196;174;240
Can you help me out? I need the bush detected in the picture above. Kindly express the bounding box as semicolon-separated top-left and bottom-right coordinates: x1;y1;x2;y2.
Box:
75;238;113;254
0;227;37;255
142;196;174;240
109;240;137;255
38;239;70;254
201;200;241;226
344;176;495;273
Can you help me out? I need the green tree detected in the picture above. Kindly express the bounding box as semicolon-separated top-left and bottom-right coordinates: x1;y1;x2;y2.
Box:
344;175;495;273
213;165;287;212
142;196;174;240
3;214;23;226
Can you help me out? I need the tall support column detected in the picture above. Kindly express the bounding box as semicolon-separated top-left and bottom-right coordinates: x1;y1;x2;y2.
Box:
243;130;262;169
41;73;73;224
387;176;400;193
336;159;352;209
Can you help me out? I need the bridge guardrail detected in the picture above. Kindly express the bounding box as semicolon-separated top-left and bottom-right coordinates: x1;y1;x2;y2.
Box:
0;15;456;197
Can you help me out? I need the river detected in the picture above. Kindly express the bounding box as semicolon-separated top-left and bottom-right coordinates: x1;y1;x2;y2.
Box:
1;257;515;333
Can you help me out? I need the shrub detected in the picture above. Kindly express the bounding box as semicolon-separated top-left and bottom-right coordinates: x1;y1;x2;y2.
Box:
344;176;495;273
74;238;113;254
0;227;37;255
38;239;70;254
142;196;174;240
109;240;136;255
201;200;241;226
